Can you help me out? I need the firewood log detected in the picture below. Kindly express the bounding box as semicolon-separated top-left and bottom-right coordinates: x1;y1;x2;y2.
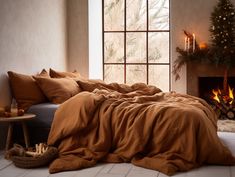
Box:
227;110;235;120
218;95;230;110
208;99;227;115
220;114;228;120
232;101;235;108
25;143;48;157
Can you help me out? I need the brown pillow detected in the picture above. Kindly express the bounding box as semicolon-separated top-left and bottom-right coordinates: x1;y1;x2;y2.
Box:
49;68;81;78
7;71;47;111
38;69;50;77
76;79;106;92
34;77;81;104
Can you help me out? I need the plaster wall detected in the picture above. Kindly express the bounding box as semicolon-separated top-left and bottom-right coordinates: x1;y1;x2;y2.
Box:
0;0;67;149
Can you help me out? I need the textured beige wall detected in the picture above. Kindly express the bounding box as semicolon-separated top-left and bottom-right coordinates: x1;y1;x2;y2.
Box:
0;0;67;106
171;0;235;93
0;0;67;149
67;0;89;78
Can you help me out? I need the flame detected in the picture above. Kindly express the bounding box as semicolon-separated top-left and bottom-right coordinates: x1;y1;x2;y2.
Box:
212;89;220;103
211;85;234;104
229;86;234;104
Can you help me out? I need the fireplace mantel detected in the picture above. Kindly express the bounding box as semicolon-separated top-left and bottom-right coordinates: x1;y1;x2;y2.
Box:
187;62;235;97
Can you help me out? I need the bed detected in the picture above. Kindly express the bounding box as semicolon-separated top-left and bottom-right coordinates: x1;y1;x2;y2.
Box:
45;82;235;176
6;70;235;176
26;103;235;159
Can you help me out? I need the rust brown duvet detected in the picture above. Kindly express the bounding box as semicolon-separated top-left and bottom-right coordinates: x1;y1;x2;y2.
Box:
47;83;235;176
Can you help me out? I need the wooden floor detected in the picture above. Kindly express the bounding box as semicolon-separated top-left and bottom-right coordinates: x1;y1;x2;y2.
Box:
0;151;235;177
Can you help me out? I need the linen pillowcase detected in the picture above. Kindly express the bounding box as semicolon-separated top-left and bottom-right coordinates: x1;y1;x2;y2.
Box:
38;69;50;77
7;70;48;111
49;68;81;78
76;79;106;92
33;77;81;104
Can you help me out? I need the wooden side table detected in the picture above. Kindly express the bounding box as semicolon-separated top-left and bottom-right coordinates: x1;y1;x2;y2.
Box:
0;113;35;150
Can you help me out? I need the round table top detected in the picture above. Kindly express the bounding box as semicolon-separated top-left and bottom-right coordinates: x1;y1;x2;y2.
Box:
0;113;36;122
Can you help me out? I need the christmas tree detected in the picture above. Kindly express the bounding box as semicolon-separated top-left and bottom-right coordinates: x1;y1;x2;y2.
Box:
210;0;235;92
173;0;235;81
210;0;235;67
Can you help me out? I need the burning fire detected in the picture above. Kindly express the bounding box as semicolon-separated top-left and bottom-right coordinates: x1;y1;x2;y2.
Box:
212;86;234;104
211;85;235;120
212;89;221;103
229;86;234;102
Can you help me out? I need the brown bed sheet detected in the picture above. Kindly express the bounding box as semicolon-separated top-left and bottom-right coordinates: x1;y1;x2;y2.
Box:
47;83;235;176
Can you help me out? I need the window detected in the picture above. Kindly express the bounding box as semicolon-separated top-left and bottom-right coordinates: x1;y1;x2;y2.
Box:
103;0;170;91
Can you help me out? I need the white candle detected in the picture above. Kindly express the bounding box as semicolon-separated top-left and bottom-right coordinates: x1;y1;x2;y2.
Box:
185;37;187;51
193;33;195;52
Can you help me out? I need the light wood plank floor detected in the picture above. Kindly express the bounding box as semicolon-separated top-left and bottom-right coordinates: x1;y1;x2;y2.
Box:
0;151;234;177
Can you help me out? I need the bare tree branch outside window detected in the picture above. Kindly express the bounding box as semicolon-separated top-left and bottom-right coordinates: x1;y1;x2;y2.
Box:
103;0;170;91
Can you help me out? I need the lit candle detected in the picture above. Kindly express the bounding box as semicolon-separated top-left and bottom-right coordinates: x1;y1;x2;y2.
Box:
185;37;187;51
193;33;196;52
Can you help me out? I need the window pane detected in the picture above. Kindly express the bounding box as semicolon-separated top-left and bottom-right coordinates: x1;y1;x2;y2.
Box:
104;65;124;83
103;0;170;90
104;33;124;63
126;0;146;30
149;65;169;91
149;0;169;30
126;32;146;63
104;0;124;31
148;32;169;63
126;65;146;85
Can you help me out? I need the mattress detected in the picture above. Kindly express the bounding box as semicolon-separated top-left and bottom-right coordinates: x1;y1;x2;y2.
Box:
218;132;235;156
27;103;59;128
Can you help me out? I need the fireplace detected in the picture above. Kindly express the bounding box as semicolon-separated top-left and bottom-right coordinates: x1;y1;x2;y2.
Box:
198;77;235;120
198;77;235;100
186;63;235;120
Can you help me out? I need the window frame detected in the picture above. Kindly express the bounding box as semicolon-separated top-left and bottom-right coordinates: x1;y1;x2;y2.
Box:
102;0;171;91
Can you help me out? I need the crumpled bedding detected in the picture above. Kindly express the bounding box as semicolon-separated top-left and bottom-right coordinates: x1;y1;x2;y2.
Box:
47;82;235;176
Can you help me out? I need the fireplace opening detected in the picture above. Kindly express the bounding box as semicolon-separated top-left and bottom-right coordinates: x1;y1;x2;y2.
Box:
198;77;235;120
